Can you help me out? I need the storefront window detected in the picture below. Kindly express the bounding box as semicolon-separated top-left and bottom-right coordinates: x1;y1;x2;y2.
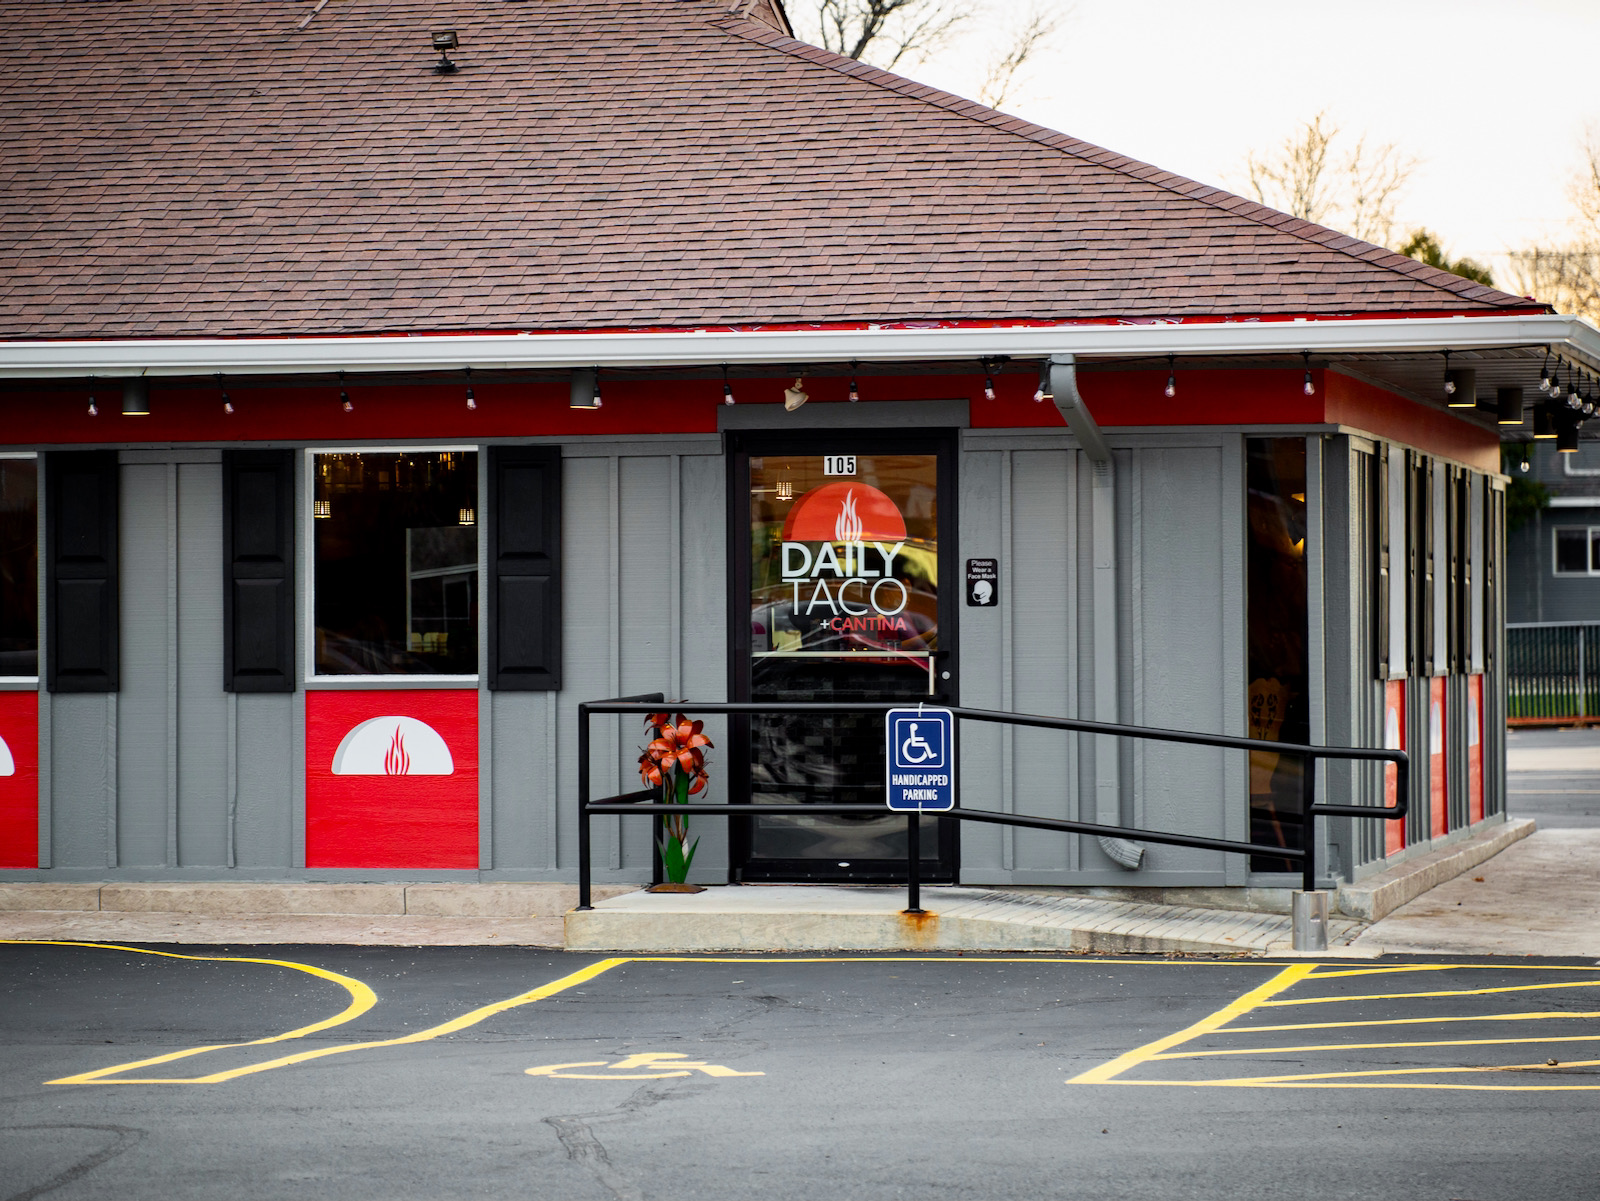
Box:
312;450;478;677
1246;438;1309;872
0;456;38;678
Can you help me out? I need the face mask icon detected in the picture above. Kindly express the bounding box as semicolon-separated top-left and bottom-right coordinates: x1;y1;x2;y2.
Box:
972;579;993;605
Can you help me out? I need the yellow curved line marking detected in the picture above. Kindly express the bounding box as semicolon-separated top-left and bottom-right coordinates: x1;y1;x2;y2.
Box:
527;1063;693;1079
0;940;377;1085
1135;1057;1600;1088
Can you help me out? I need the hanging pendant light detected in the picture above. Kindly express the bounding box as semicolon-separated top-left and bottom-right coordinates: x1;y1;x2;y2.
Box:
1164;354;1177;399
464;366;476;411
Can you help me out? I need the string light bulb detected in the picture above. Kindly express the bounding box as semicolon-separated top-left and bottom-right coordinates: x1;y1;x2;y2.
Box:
217;373;233;415
1442;349;1456;396
592;369;603;408
1301;350;1315;396
1540;349;1554;393
1551;359;1564;399
86;377;98;417
721;363;735;406
1164;354;1177;399
340;371;352;413
982;358;996;402
1034;364;1051;403
848;360;860;403
464;366;476;411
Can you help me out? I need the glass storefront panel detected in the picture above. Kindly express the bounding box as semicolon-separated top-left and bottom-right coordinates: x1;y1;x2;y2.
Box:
1245;437;1309;871
745;451;943;875
313;451;478;676
0;457;38;678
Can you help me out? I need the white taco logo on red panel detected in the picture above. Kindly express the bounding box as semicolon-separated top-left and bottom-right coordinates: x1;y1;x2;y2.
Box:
331;716;455;776
0;732;13;776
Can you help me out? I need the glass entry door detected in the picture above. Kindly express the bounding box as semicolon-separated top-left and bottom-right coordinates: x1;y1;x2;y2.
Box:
728;431;957;883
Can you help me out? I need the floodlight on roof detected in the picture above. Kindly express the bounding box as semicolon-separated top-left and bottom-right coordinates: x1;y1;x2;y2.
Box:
432;30;459;73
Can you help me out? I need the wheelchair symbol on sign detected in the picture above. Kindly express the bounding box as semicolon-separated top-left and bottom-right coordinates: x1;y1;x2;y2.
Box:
899;723;937;765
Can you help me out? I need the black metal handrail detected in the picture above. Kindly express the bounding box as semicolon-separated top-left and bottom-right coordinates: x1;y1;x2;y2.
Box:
576;696;1409;913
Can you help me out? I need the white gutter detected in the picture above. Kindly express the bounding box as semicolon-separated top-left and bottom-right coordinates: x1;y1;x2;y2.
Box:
1;314;1597;378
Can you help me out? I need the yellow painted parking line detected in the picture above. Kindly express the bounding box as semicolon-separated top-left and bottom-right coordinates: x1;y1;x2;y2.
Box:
0;941;378;1085
1229;1010;1600;1034
1151;1032;1600;1059
1254;979;1600;1007
1073;961;1600;1091
1068;964;1317;1086
56;956;631;1084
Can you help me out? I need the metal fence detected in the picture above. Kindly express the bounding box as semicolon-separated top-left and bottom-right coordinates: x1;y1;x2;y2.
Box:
1508;622;1600;721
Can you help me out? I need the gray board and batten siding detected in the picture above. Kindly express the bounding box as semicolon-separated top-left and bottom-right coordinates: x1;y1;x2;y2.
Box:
20;424;1502;885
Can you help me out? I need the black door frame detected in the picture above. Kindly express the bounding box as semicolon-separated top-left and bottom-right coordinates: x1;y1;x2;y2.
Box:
724;427;960;883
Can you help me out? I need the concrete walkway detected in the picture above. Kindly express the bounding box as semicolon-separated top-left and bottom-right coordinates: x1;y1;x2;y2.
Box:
1356;829;1600;957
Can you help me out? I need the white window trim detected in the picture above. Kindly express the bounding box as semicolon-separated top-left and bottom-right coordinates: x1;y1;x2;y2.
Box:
0;451;39;684
302;446;482;686
1551;525;1600;577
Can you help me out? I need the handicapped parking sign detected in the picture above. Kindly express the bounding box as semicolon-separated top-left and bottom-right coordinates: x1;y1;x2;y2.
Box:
885;707;955;811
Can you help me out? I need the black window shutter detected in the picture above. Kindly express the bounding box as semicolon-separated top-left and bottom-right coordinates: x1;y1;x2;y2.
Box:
223;449;296;692
46;450;119;693
489;446;561;691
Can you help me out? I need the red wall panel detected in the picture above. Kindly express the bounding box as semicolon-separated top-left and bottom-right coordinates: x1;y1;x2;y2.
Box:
0;691;38;869
1429;678;1448;840
1467;674;1485;824
305;690;478;869
1383;681;1406;857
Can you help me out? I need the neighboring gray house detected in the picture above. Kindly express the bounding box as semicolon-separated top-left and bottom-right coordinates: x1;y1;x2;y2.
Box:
1509;441;1600;624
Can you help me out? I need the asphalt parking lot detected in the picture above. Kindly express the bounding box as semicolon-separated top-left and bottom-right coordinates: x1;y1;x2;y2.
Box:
3;944;1599;1201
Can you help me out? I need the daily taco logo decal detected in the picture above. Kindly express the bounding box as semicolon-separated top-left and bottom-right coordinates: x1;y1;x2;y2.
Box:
780;481;915;634
0;731;13;776
331;716;456;776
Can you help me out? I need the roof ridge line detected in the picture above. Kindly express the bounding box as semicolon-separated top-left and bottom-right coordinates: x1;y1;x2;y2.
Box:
706;10;1537;313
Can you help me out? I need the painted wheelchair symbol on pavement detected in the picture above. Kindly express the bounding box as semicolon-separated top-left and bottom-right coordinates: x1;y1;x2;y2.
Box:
526;1052;764;1080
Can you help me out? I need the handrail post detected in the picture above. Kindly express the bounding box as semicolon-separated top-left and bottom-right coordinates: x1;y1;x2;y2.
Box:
577;703;593;911
905;813;922;914
1292;751;1328;953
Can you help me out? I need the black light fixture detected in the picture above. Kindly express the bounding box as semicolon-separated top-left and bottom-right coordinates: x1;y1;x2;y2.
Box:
122;379;150;417
340;370;352;413
1164;354;1177;399
848;360;860;403
1559;417;1581;453
1535;403;1557;439
981;357;996;402
1496;386;1524;425
721;363;735;406
464;366;476;411
570;367;601;409
432;30;459;73
1302;350;1315;397
1444;355;1476;409
217;372;233;415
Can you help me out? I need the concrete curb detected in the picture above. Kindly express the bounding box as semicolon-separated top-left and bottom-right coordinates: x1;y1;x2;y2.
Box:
0;883;634;918
1336;818;1537;921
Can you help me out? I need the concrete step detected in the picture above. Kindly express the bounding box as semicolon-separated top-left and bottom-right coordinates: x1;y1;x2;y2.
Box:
563;885;1371;956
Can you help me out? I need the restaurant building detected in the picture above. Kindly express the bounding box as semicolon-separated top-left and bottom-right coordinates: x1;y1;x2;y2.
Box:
2;0;1596;895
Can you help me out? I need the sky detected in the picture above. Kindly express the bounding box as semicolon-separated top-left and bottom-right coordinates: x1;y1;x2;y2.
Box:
866;0;1600;289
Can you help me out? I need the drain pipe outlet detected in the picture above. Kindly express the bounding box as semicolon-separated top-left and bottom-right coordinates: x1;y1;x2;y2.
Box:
1050;355;1144;871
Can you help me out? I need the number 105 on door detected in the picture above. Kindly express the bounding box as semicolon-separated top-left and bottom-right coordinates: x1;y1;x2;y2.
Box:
885;707;956;811
823;455;856;476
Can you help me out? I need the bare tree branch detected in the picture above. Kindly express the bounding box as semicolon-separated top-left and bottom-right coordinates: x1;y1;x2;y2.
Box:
813;0;970;69
1510;125;1600;319
977;7;1062;110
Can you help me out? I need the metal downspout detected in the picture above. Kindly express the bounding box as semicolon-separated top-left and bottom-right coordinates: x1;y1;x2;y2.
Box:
1050;355;1145;871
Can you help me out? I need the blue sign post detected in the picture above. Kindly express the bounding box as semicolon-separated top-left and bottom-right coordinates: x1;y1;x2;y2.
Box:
885;706;956;811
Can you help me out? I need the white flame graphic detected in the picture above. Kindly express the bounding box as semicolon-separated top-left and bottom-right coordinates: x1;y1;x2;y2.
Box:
834;489;863;543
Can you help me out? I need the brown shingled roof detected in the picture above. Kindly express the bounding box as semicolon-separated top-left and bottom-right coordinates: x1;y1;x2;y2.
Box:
0;0;1537;339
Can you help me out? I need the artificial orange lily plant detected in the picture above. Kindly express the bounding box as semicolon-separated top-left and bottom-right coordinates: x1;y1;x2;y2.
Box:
638;711;714;884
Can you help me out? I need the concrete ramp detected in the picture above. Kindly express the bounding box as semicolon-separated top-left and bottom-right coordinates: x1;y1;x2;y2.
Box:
563;885;1368;956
